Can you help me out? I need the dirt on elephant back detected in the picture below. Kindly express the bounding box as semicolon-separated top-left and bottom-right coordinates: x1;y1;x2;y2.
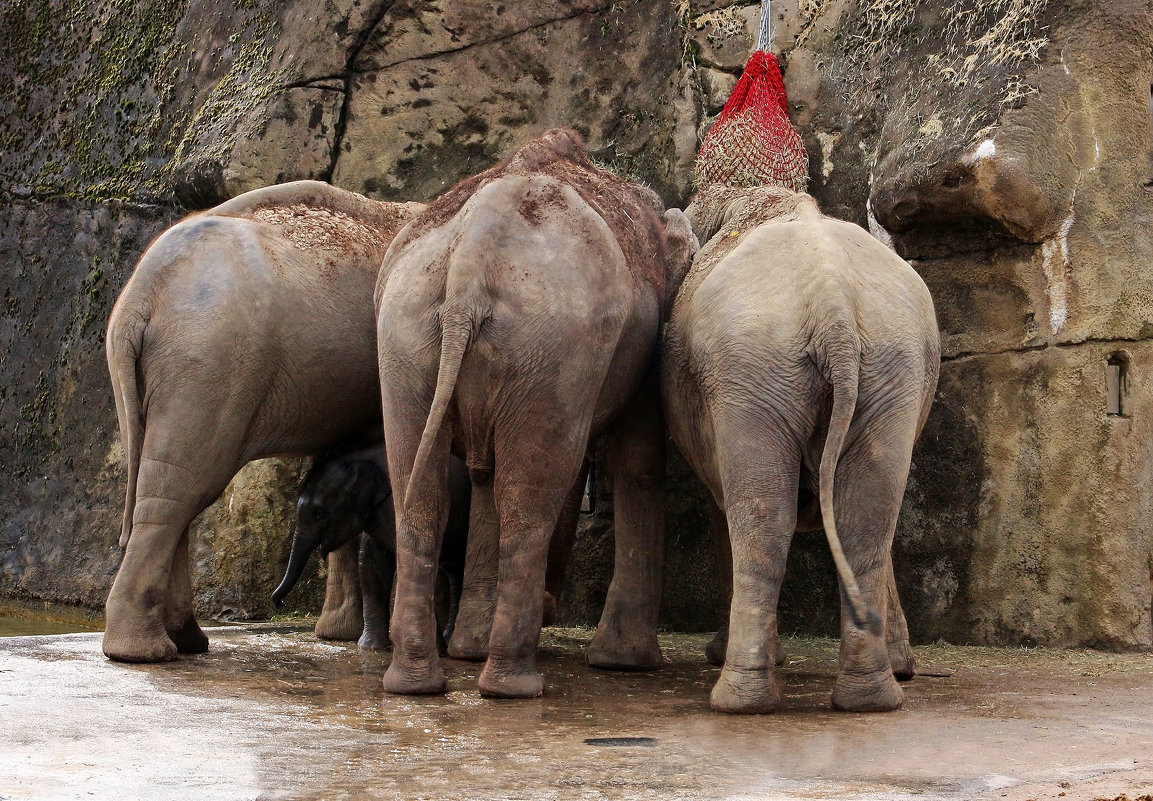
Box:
211;183;425;265
249;204;393;255
401;128;669;298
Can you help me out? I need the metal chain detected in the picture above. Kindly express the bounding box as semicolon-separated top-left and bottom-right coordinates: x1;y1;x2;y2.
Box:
757;0;772;52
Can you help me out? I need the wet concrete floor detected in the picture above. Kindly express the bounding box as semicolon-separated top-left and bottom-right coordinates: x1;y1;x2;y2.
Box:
1;625;1151;800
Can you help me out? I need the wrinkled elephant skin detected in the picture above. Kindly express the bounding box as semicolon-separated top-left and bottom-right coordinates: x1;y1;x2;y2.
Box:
102;181;424;663
375;129;698;698
664;184;939;714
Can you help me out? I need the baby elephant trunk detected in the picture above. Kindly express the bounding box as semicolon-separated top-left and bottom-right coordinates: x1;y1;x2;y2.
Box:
271;526;321;607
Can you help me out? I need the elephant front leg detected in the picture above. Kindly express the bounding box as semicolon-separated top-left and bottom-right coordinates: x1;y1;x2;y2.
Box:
587;387;664;670
703;503;787;669
315;539;364;641
477;493;561;698
163;529;208;654
542;458;588;626
447;478;498;661
358;534;393;651
704;499;731;666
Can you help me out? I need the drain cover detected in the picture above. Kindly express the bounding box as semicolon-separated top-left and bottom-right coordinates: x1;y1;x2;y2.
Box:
583;737;658;747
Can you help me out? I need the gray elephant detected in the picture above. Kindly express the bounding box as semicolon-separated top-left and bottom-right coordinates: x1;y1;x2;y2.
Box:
102;181;424;663
271;446;472;652
374;129;698;698
663;183;939;714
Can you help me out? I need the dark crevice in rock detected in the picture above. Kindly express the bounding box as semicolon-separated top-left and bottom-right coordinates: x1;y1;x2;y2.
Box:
693;55;744;76
326;2;613;182
282;76;347;92
942;334;1153;364
325;1;399;182
353;4;612;76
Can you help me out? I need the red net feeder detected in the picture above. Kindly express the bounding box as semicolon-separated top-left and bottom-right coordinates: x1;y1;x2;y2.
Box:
696;49;809;192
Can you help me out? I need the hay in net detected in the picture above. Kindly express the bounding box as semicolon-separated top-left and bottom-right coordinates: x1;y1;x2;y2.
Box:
695;50;809;192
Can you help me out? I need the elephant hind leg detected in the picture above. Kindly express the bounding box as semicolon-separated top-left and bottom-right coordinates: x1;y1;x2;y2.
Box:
381;422;451;696
884;556;916;681
164;529;208;654
828;409;920;712
104;493;194;662
710;434;801;714
104;448;235;663
477;422;588;699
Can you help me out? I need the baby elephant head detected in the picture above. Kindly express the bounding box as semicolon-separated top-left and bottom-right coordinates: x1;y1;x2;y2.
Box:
271;455;390;606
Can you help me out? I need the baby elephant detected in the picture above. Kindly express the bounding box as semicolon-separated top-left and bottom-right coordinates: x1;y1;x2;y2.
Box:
272;447;471;651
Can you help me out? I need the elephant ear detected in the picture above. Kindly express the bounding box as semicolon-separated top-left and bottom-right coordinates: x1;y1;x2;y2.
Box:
661;208;700;303
348;460;382;523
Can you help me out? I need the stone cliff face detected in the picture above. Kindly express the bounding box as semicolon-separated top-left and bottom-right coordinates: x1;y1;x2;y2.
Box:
2;0;1151;647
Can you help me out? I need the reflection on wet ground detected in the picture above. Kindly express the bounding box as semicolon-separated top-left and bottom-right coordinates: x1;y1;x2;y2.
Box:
1;625;1151;800
0;603;102;636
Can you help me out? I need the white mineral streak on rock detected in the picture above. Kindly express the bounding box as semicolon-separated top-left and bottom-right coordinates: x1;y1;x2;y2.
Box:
865;197;895;251
970;138;997;162
816;131;840;179
1040;194;1076;334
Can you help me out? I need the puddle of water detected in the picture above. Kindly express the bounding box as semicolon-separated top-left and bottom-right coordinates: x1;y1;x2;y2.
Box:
584;736;658;747
0;603;102;636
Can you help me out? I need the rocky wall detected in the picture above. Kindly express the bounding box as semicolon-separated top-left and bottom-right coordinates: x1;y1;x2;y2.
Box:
0;0;705;625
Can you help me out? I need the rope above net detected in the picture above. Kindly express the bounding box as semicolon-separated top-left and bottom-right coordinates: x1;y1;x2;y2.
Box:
695;0;809;192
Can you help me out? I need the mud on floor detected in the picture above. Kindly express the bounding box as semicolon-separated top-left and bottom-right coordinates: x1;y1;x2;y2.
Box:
1;626;1151;800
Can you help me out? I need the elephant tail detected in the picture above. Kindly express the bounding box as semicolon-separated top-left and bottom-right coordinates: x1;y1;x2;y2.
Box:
404;303;475;505
107;308;147;548
817;322;882;636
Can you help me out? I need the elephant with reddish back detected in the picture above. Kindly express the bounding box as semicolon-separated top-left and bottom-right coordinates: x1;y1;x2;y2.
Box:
664;184;939;713
102;181;423;663
375;129;697;698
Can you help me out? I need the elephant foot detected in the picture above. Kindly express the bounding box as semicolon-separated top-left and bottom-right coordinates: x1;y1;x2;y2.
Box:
166;616;209;654
382;657;445;695
888;639;917;681
447;628;490;662
315;604;364;642
831;671;904;712
358;630;390;651
477;658;544;699
103;627;178;664
774;639;787;667
704;630;726;666
710;665;781;714
541;591;558;628
831;627;904;712
587;623;662;671
704;630;786;668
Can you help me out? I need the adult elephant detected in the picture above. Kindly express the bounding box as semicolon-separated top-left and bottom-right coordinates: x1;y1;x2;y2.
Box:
663;183;939;713
374;129;698;698
102;181;424;663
